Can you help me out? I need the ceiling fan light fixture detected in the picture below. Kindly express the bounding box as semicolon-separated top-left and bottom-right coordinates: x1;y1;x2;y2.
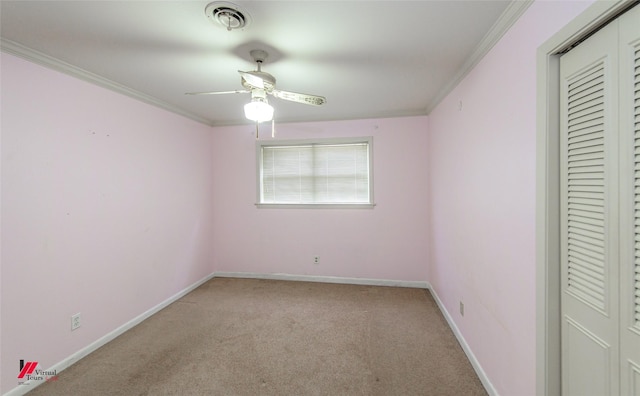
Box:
188;48;326;124
244;98;274;123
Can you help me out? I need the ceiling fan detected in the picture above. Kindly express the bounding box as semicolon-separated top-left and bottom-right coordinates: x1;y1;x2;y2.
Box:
186;49;326;124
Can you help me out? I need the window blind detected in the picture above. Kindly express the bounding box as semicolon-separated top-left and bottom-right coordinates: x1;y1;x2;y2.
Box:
260;141;370;204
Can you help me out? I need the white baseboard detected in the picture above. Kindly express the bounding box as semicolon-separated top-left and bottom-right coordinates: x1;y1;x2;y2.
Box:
4;272;216;396
215;272;495;394
5;272;494;396
427;287;498;396
213;271;430;289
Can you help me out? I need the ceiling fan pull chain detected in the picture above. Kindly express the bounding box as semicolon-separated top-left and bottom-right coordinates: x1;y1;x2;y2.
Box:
255;122;259;139
272;119;275;138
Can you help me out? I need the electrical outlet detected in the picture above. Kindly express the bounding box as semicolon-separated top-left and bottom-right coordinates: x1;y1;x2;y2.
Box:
314;256;320;264
459;301;464;317
71;313;81;331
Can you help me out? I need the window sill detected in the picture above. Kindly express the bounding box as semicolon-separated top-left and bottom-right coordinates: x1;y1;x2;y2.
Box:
255;203;376;209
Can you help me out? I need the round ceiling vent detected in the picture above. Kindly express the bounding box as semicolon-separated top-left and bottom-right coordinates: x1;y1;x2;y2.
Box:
204;2;252;31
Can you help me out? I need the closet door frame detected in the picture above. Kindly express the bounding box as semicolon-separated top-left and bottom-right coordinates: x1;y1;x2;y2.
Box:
536;1;635;396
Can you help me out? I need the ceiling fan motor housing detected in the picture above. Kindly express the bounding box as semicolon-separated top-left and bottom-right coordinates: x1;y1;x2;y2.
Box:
241;71;276;92
251;89;267;101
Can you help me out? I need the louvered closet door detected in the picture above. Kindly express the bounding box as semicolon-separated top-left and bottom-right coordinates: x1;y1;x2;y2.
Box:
560;18;620;396
619;5;640;395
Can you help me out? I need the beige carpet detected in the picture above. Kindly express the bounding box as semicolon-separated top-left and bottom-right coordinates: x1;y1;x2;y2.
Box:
27;278;487;395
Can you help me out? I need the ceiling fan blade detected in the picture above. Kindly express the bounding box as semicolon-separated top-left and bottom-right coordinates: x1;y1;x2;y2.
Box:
185;90;249;95
238;71;265;89
272;90;326;106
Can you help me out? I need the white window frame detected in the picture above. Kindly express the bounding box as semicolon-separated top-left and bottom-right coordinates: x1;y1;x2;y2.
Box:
256;137;375;209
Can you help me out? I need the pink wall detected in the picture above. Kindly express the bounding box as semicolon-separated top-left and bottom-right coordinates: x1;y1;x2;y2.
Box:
0;53;215;393
211;117;429;282
0;0;601;393
427;1;594;395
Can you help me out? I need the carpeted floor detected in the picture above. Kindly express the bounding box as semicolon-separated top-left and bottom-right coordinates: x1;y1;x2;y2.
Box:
27;278;487;395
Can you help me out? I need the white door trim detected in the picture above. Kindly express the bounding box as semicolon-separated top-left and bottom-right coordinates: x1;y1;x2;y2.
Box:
536;1;635;395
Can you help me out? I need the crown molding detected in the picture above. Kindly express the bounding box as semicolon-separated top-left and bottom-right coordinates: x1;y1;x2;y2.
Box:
426;0;534;114
0;38;213;126
2;1;534;126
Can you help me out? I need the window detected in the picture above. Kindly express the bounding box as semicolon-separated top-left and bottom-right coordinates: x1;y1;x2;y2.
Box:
256;137;374;207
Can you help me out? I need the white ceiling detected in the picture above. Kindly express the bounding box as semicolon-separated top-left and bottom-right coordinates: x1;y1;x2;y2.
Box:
0;1;520;126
